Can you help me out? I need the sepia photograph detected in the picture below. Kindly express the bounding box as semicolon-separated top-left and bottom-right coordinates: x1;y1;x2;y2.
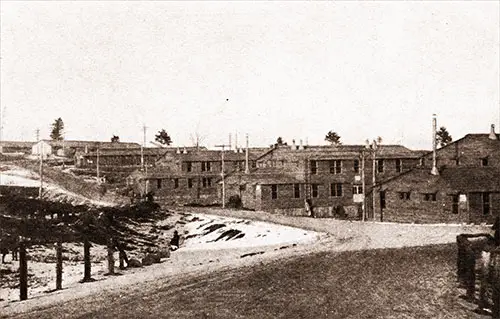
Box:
1;1;499;318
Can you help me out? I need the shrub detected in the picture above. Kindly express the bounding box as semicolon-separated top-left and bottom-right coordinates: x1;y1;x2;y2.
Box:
226;195;242;209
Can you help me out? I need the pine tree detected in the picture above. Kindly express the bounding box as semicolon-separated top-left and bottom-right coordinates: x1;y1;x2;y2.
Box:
50;118;65;141
325;131;341;145
155;129;172;146
436;127;452;147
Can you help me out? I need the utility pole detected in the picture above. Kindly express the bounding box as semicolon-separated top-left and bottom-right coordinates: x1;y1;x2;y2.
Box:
215;143;231;208
371;140;378;220
361;150;366;222
245;133;250;174
37;129;43;199
141;124;147;172
96;147;100;183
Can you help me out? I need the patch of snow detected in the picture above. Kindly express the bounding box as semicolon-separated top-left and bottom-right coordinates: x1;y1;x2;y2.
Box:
181;213;321;251
0;174;40;187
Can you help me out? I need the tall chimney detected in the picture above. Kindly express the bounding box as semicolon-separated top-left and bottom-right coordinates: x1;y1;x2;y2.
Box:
245;133;250;174
299;139;304;150
431;114;439;176
229;133;232;151
489;124;498;140
291;139;296;150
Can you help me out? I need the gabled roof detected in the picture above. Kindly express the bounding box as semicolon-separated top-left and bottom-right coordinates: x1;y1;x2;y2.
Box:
39;140;141;149
173;148;267;162
422;133;500;158
78;148;170;157
0;141;35;147
441;167;500;192
258;144;423;160
377;166;500;193
224;167;304;185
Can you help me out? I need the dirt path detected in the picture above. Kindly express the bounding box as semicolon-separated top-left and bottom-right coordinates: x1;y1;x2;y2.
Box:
1;208;492;317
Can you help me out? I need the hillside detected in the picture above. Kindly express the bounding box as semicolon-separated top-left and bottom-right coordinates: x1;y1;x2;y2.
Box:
0;161;128;206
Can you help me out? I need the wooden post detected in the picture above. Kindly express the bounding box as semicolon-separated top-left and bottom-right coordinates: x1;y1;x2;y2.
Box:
19;241;28;301
107;236;115;275
82;237;92;282
492;248;500;318
56;237;63;290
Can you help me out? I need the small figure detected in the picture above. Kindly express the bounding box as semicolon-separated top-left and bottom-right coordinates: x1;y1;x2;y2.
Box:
115;241;129;269
170;230;180;251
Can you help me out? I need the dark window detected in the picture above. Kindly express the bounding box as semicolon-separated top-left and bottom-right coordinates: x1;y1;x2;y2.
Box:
311;161;317;175
396;159;402;173
174;178;179;189
455;158;460;166
330;183;343;197
329;160;342;174
271;184;278;199
188;178;193;188
483;193;491;215
202;161;211;172
201;178;212;187
398;192;410;200
157;179;162;189
377;159;384;173
353;185;363;195
380;191;386;209
482;158;489;167
312;184;319;198
452;195;459;214
251;161;257;168
294;184;301;198
353;159;360;173
424;193;437;201
186;162;192;172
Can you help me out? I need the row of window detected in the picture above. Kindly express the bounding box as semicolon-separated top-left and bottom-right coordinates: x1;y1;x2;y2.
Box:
156;177;213;189
394;192;491;215
309;159;404;175
185;161;256;172
270;183;362;200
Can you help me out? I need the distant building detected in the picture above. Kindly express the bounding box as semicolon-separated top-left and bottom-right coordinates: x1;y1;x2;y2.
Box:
31;140;141;158
31;140;53;158
0;141;35;154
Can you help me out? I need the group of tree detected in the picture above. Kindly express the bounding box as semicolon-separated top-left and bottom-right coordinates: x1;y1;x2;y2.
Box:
49;117;453;150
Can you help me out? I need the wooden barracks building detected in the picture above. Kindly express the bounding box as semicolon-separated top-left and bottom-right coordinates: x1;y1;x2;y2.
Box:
129;124;500;224
372;124;500;224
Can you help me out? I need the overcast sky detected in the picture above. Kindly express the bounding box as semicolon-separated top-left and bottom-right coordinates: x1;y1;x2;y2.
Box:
1;1;499;150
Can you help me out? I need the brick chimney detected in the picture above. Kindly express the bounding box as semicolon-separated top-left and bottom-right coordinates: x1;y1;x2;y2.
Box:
489;124;498;140
299;139;304;150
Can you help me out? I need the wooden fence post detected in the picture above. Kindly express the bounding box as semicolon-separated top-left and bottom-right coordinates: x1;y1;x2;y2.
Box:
82;236;92;282
56;237;63;290
492;249;500;319
19;241;28;301
107;236;115;275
